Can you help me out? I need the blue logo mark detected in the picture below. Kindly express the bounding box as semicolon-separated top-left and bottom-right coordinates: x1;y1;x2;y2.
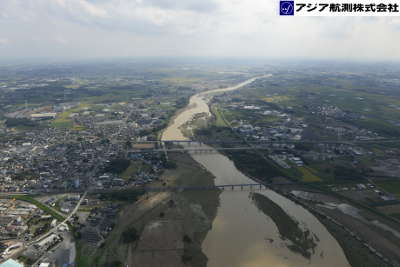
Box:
280;1;294;15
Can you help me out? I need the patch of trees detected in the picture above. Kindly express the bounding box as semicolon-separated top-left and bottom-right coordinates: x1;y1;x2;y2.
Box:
334;166;364;181
195;126;234;141
183;234;192;243
17;255;36;266
181;250;193;264
14;170;36;181
102;261;124;267
138;129;151;137
195;127;212;136
104;158;130;174
0;242;6;254
168;199;175;208
175;97;189;109
226;150;286;182
139;128;160;140
354;118;400;137
5;118;38;128
295;143;313;151
121;227;139;243
100;138;110;144
164;160;177;169
99;189;144;202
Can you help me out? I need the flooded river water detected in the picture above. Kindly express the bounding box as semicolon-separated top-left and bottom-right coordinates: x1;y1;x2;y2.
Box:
161;76;350;267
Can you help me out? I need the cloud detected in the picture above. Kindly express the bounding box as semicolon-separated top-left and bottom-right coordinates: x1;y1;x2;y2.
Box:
143;0;219;12
24;0;219;35
54;36;68;45
0;0;399;60
0;38;10;45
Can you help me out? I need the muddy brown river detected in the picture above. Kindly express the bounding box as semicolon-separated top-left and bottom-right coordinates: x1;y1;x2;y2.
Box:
161;76;351;267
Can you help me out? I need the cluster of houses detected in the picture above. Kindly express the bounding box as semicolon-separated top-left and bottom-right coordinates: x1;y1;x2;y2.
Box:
269;153;304;169
218;100;307;142
0;200;38;242
0;98;172;194
213;96;385;169
0;97;177;265
0;199;43;263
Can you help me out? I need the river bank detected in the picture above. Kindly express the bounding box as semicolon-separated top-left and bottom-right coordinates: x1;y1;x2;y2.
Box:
195;91;400;267
161;76;351;267
74;151;219;267
194;120;400;266
127;152;220;267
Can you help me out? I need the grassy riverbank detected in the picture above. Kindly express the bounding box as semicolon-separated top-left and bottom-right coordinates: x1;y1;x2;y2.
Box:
167;152;220;220
75;152;219;267
155;152;221;267
314;212;391;267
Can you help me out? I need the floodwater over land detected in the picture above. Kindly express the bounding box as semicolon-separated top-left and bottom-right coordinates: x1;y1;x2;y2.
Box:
161;76;350;267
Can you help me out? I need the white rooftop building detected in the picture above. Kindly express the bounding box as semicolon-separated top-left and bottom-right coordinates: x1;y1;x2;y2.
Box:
0;259;24;267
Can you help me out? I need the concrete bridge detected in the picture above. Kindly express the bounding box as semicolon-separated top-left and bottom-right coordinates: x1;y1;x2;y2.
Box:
136;138;400;146
144;183;268;192
129;146;270;154
129;138;400;155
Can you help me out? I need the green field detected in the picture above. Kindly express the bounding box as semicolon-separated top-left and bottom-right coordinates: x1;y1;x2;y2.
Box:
236;74;400;137
211;106;228;127
298;166;322;182
376;180;400;198
51;103;90;129
121;161;152;180
121;163;138;180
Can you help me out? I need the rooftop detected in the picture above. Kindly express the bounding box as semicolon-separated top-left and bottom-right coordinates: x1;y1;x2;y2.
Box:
0;259;24;267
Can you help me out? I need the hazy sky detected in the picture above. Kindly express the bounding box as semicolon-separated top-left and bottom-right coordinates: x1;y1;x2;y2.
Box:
0;0;399;60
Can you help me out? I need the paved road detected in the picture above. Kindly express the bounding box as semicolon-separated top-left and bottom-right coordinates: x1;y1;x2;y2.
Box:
29;191;87;246
0;192;87;264
0;192;30;196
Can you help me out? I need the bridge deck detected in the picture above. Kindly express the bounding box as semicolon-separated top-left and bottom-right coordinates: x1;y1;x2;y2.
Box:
129;138;400;154
144;183;267;192
130;147;269;153
139;138;400;144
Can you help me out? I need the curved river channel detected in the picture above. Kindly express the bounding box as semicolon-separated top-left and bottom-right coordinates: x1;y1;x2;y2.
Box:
162;76;351;267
